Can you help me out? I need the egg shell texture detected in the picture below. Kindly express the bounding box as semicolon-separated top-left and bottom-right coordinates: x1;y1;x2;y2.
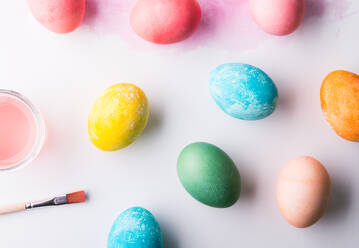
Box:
209;63;278;120
321;70;359;142
28;0;86;33
276;156;331;228
177;142;241;208
88;83;149;151
108;207;163;248
130;0;202;44
250;0;305;36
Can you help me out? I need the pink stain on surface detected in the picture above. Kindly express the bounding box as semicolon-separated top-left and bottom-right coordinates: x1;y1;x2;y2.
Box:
306;0;354;20
82;0;358;51
181;0;270;50
83;0;133;35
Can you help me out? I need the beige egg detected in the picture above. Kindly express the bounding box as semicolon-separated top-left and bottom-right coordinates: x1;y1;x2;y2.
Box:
276;156;331;228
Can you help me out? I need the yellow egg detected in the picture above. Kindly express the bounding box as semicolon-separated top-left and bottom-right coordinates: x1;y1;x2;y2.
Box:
88;83;149;151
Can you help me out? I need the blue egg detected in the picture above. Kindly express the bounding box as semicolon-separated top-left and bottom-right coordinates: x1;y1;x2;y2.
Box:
209;63;278;120
108;207;163;248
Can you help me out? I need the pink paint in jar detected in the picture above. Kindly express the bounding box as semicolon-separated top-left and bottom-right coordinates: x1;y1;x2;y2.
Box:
0;90;45;171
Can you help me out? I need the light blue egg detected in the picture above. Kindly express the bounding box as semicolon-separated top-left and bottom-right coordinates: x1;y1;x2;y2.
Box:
209;63;278;120
107;207;163;248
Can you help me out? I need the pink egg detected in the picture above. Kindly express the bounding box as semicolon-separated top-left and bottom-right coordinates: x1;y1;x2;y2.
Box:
130;0;202;44
250;0;305;36
276;156;331;228
28;0;86;34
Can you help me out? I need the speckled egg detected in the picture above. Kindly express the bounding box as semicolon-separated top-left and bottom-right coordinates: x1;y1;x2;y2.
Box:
108;207;163;248
276;156;331;228
250;0;305;36
28;0;86;33
88;83;149;151
209;63;278;120
321;70;359;142
177;142;241;208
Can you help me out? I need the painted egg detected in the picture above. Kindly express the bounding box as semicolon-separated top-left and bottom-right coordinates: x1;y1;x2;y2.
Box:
88;83;149;151
250;0;305;36
130;0;202;44
321;70;359;142
209;63;278;120
108;207;163;248
177;142;241;208
276;156;331;228
28;0;86;33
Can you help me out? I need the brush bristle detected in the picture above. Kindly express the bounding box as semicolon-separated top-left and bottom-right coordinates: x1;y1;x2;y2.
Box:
66;191;86;204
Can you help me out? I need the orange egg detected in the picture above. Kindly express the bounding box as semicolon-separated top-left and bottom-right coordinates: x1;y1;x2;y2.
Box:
321;70;359;142
276;156;331;228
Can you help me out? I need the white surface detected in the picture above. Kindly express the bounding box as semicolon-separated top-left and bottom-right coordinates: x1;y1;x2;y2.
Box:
1;1;359;247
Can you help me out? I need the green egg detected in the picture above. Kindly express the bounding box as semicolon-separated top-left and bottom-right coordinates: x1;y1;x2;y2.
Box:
177;142;241;208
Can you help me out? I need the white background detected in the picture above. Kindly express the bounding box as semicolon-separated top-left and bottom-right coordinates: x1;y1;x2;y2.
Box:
0;1;358;247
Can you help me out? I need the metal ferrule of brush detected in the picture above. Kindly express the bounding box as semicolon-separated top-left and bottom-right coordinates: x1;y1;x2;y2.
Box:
25;195;68;209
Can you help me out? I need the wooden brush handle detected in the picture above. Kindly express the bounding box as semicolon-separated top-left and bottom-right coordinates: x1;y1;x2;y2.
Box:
0;203;26;215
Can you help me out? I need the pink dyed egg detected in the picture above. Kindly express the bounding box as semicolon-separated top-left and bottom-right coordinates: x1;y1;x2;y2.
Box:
28;0;86;34
130;0;202;44
250;0;305;36
276;156;331;228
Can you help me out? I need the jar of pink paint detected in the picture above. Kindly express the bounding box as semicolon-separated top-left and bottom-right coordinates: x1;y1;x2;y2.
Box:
0;90;45;171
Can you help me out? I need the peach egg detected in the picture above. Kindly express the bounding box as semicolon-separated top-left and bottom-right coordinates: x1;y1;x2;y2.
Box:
28;0;86;34
130;0;202;44
321;70;359;142
250;0;305;36
276;156;331;228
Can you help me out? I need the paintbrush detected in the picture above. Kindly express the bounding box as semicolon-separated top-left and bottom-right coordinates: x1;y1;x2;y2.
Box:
0;190;86;215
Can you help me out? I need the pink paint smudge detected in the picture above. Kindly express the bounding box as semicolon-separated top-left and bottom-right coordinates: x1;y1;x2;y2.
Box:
83;0;133;36
306;0;354;20
179;0;270;50
82;0;269;51
82;0;358;51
